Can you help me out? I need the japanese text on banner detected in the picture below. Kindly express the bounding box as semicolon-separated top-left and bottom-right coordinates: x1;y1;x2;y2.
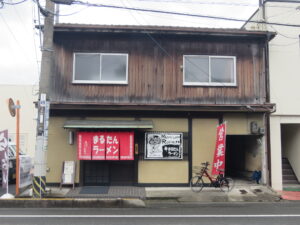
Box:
212;123;226;175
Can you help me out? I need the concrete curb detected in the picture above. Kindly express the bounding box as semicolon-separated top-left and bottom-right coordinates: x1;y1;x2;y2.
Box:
0;198;146;208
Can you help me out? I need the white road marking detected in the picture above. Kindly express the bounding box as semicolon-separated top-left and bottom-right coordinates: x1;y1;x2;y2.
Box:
0;214;299;218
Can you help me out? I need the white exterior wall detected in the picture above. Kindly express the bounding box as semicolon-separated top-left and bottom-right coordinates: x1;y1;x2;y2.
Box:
245;1;300;190
267;2;300;191
0;85;38;157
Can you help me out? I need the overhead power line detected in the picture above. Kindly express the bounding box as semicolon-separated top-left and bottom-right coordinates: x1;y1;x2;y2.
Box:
28;0;300;28
3;0;28;5
65;1;300;28
134;0;258;7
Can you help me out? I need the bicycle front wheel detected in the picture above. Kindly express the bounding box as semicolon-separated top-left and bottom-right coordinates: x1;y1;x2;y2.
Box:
220;177;234;192
190;176;204;192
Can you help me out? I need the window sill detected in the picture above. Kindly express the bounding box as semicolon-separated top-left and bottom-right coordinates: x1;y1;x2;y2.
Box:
183;82;237;87
72;81;128;85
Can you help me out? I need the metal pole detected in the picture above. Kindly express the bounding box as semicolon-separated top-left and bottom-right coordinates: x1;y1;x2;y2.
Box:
15;100;20;196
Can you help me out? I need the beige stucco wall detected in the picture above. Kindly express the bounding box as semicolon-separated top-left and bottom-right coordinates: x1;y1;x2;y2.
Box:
47;115;265;184
47;117;189;184
244;136;263;172
46;116;137;183
138;118;189;183
138;161;189;183
46;117;79;183
224;113;264;135
192;118;218;182
0;85;37;157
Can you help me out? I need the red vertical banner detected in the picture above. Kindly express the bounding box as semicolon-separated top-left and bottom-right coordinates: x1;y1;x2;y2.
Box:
92;132;106;160
106;132;119;160
77;132;92;160
119;132;134;160
211;123;227;175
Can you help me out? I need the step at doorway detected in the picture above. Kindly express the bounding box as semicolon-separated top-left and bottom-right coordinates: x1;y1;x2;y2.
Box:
282;157;300;190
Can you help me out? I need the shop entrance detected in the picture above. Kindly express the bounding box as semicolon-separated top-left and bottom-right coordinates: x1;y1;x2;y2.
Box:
226;135;263;179
82;161;136;186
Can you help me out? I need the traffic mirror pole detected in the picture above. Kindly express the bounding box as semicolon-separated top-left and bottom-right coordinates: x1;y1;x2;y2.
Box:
15;100;20;196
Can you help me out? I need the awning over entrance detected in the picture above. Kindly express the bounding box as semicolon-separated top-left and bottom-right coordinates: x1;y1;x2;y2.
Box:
63;120;154;129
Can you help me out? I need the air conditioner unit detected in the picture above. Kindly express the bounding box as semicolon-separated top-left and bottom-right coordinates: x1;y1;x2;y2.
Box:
250;121;259;134
258;127;265;135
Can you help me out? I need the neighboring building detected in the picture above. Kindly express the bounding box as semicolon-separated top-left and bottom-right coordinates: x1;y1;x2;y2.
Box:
44;24;274;186
244;0;300;190
0;85;37;157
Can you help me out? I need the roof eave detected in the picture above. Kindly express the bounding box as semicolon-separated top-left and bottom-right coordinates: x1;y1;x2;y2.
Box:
53;24;276;40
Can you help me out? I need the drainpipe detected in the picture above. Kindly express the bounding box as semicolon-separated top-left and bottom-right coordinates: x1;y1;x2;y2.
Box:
264;30;272;187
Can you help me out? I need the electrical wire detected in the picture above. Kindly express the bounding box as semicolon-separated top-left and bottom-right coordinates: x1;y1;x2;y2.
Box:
29;0;300;28
0;13;34;64
268;24;300;40
265;8;296;19
270;40;299;46
3;0;27;5
69;1;300;28
31;0;41;94
6;0;40;93
33;0;90;16
134;0;258;7
121;0;232;86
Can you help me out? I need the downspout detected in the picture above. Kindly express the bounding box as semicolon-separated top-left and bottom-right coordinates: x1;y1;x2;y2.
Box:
262;0;275;187
265;32;273;187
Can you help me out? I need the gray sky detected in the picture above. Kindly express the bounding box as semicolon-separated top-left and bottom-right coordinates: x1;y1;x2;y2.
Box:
0;0;259;85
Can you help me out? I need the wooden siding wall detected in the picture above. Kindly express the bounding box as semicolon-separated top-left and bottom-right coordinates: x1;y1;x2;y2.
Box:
51;33;266;105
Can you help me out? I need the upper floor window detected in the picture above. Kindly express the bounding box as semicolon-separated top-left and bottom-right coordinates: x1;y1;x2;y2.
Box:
183;55;236;86
73;53;128;84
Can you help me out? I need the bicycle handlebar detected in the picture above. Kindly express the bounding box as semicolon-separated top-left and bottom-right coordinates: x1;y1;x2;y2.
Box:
201;161;210;167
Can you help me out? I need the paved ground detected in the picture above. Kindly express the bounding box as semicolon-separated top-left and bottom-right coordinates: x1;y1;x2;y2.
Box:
0;179;299;208
65;186;146;199
2;202;300;225
0;185;15;196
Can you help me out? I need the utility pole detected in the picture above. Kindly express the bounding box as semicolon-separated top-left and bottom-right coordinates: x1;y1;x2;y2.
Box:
39;0;55;94
33;0;54;198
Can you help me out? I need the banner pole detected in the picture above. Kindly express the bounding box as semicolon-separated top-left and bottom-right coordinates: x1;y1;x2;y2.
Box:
15;100;20;196
6;164;9;195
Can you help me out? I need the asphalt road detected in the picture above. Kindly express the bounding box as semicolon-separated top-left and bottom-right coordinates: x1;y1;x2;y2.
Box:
0;202;300;225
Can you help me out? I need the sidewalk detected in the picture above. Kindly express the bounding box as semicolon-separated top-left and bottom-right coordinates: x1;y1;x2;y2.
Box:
0;181;284;208
145;183;281;203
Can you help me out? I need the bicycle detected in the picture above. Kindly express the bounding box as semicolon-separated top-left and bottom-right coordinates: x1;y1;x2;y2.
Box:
190;161;234;192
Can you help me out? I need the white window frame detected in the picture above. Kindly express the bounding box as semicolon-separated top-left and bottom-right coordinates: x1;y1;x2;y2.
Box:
72;52;128;84
183;55;237;86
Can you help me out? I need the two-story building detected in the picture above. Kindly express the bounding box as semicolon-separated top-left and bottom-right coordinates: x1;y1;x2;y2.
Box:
44;24;275;187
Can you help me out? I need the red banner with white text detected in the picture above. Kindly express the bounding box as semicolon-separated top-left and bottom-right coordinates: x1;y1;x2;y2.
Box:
77;132;134;160
105;133;120;160
91;132;106;160
119;132;134;160
211;123;227;176
77;132;92;160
